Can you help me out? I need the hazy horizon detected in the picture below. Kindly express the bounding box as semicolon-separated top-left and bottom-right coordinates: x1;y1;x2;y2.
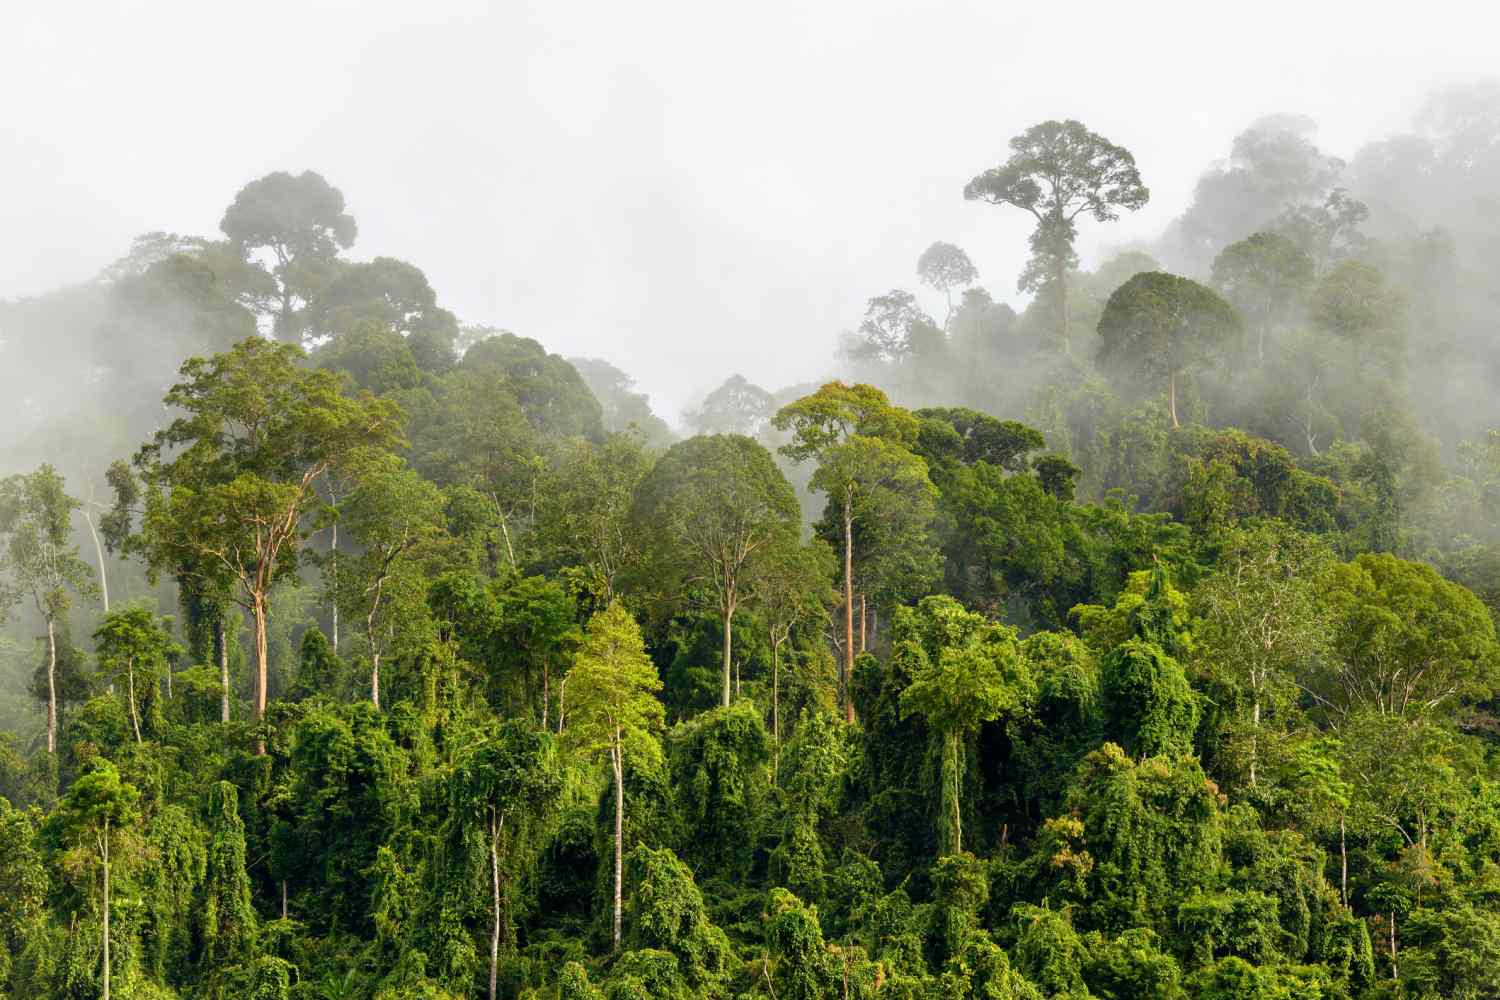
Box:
5;0;1497;423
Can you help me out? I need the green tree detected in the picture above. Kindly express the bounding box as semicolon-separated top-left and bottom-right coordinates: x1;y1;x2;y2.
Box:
491;574;579;727
1316;553;1499;721
48;762;140;1000
775;383;935;721
750;539;835;749
128;337;403;737
1210;231;1314;363
93;606;180;744
1097;271;1242;428
452;719;561;1000
896;596;1032;854
219;170;357;343
562;602;665;949
0;465;96;753
633;434;801;707
335;461;447;708
1192;524;1334;788
684;375;775;438
305;256;458;367
965;120;1150;354
534;432;653;605
916;242;979;331
198;781;257;977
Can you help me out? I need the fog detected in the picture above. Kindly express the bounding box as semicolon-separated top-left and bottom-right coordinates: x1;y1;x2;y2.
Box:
5;0;1496;423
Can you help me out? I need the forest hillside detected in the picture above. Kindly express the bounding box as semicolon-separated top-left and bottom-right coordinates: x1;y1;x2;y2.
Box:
5;85;1500;1000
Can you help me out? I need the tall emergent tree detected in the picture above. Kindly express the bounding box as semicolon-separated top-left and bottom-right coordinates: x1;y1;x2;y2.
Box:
633;434;801;707
774;383;937;721
128;337;403;735
1096;271;1241;428
219;170;357;343
964;120;1149;354
562;603;664;950
0;465;96;753
916;242;979;331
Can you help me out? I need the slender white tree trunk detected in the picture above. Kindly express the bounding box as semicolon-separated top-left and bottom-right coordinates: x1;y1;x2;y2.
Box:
101;821;111;1000
128;660;141;743
842;499;855;724
490;809;502;1000
612;739;624;950
219;618;230;724
1340;814;1348;906
83;507;109;614
721;591;735;707
46;618;58;755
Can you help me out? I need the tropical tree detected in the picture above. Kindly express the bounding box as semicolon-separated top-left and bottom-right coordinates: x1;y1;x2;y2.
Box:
896;596;1032;854
452;719;561;1000
198;781;257;976
846;290;940;366
917;242;979;330
1314;553;1499;721
93;606;180;744
1097;271;1242;428
685;375;776;438
0;465;96;753
48;762;140;1000
219;170;357;343
633;434;800;707
1211;231;1315;363
127;337;404;737
562;602;665;949
750;539;836;748
1192;524;1334;788
775;383;936;721
965;120;1150;353
335;461;447;708
533;432;653;605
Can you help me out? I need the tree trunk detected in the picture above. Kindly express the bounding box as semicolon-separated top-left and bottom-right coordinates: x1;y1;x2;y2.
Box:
46;617;57;755
1056;254;1070;356
1389;910;1398;980
252;595;269;721
771;637;781;758
1249;698;1260;788
281;880;288;919
951;730;963;854
1340;814;1348;907
83;507;109;614
252;594;269;756
1168;369;1180;429
329;484;339;654
218;617;230;724
498;513;517;573
612;739;624;950
128;660;141;744
490;809;502;1000
721;593;735;708
557;676;566;734
842;498;855;724
370;652;381;711
101;820;111;1000
859;593;866;654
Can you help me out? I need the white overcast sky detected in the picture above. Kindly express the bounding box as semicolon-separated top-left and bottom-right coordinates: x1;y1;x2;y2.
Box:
3;1;1495;422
